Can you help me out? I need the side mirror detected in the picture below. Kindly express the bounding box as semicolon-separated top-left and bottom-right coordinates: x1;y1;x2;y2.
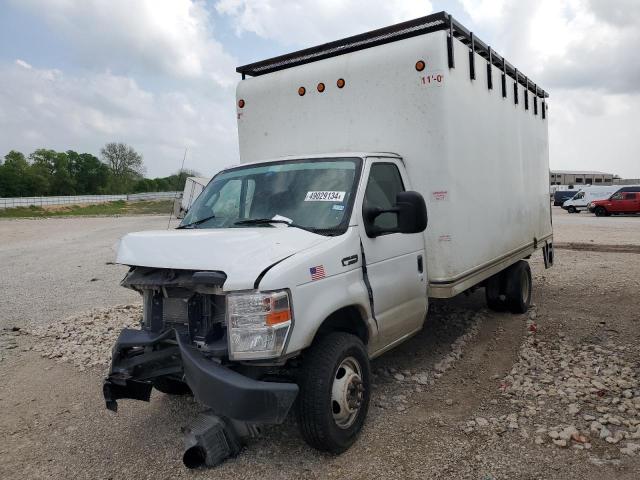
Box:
363;191;428;238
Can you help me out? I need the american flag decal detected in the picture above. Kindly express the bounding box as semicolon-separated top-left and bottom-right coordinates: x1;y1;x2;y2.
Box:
309;265;326;281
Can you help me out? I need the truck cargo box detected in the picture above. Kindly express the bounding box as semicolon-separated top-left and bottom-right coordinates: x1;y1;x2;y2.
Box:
235;12;552;296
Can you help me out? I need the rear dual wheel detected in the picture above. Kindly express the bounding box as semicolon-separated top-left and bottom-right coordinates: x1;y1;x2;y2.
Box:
485;260;532;314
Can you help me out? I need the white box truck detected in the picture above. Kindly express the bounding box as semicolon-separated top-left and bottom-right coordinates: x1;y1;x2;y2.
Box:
104;12;554;465
561;185;620;213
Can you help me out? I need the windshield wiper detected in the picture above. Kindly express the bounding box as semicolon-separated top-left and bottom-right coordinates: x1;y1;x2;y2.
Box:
177;214;216;229
234;218;316;233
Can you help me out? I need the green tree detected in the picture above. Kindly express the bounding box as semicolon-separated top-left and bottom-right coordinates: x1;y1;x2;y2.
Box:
51;153;75;195
100;143;145;193
29;149;76;195
0;151;30;196
28;149;58;195
67;150;110;194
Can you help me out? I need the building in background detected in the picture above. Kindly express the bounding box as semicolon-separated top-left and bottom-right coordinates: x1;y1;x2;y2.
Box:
550;170;614;186
613;178;640;185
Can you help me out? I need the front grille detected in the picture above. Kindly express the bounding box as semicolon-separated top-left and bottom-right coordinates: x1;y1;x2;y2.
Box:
162;297;189;325
142;290;227;345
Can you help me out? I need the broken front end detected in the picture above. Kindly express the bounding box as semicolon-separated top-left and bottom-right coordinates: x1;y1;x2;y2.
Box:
103;267;299;425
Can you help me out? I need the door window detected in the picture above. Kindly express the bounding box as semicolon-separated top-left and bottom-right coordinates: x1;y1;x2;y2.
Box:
364;163;405;230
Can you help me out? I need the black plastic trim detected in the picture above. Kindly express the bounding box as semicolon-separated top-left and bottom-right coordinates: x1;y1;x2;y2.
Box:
236;10;549;99
104;328;299;424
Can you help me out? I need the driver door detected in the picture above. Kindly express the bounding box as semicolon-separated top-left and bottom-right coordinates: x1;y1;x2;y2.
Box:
358;159;427;348
621;192;638;213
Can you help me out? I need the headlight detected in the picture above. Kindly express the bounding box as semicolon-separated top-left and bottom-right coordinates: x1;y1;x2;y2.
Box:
589;202;594;208
227;290;292;360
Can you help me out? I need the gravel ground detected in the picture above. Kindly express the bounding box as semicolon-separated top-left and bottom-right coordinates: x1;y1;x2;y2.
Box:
0;215;177;330
1;209;639;479
551;206;640;245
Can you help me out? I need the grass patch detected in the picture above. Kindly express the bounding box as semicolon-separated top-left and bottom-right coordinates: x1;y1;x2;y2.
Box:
0;200;174;218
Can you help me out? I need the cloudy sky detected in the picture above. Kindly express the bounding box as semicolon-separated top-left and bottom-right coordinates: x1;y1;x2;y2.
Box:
1;0;638;178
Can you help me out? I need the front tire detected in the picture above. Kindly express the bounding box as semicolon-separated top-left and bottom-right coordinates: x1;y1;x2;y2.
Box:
595;206;608;217
567;206;576;213
297;332;370;454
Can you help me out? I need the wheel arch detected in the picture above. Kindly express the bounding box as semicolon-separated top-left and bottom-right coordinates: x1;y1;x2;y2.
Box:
312;305;371;346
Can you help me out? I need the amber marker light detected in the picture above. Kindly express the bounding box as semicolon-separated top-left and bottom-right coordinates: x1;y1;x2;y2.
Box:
336;78;346;88
266;309;291;326
317;82;325;92
238;99;245;108
298;86;306;96
415;60;426;71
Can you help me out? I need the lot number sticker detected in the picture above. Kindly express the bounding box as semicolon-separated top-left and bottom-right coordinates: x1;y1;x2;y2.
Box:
305;191;345;202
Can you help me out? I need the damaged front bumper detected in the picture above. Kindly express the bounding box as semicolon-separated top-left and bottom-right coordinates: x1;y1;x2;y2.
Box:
103;328;299;424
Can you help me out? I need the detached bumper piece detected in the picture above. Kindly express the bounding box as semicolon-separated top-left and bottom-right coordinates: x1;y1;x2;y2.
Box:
182;410;243;469
104;328;298;424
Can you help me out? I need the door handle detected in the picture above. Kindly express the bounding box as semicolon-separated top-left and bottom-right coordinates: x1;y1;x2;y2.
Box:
417;255;423;273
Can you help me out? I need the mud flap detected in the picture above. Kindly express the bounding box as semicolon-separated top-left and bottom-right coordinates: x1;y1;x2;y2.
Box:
542;241;554;269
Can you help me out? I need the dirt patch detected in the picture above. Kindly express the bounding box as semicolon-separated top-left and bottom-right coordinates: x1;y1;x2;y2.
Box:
555;242;640;254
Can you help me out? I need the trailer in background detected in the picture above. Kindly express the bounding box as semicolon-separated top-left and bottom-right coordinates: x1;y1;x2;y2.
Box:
178;177;211;218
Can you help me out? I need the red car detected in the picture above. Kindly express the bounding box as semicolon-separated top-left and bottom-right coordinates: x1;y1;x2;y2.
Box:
589;188;640;216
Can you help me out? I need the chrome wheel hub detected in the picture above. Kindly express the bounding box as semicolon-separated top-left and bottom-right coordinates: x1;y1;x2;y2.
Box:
331;356;365;429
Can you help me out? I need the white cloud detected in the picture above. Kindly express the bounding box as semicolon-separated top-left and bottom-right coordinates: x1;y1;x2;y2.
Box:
0;61;238;177
457;0;640;177
12;0;237;86
549;90;640;177
3;0;638;179
15;59;33;70
458;0;640;93
216;0;432;46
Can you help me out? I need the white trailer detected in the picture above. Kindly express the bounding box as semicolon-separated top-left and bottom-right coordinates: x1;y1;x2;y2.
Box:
106;11;554;463
562;185;620;213
179;176;210;218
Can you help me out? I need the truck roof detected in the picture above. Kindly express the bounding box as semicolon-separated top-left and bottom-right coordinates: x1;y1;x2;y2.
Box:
230;152;402;169
236;10;548;100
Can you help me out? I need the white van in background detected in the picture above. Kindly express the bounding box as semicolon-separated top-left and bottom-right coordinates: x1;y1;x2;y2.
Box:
562;185;619;213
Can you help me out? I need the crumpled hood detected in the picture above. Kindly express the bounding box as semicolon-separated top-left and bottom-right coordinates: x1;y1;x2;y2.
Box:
116;227;328;290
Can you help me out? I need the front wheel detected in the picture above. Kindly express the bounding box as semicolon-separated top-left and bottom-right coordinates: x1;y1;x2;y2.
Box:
567;206;576;214
595;206;608;217
297;332;370;453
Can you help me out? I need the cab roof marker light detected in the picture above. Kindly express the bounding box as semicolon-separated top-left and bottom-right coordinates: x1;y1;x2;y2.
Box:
336;78;346;88
317;82;325;93
415;60;426;72
238;99;245;108
298;86;306;96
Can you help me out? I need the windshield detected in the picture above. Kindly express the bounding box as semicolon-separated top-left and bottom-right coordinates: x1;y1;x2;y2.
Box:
180;157;362;235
